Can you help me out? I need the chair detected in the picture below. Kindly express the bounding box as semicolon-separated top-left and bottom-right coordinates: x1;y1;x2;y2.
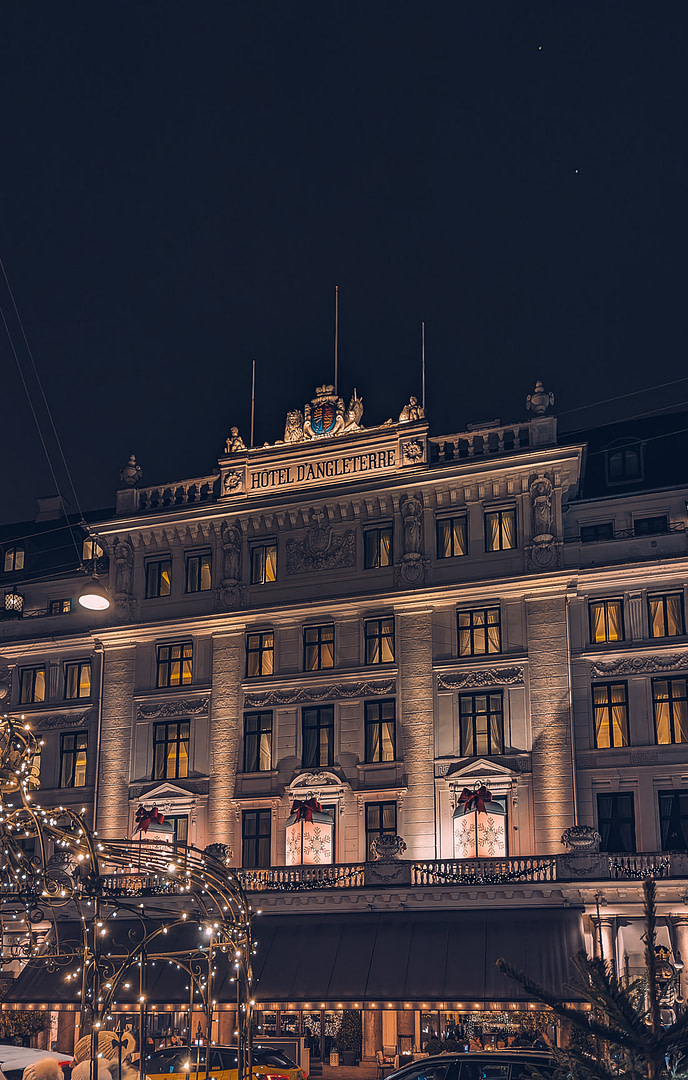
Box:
376;1048;397;1080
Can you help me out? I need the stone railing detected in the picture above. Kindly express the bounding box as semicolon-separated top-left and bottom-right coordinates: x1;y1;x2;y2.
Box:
411;856;556;886
93;852;685;899
240;863;366;891
428;412;559;463
116;474;220;515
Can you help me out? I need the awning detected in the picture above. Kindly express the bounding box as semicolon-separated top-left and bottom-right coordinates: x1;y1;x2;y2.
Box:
7;908;584;1006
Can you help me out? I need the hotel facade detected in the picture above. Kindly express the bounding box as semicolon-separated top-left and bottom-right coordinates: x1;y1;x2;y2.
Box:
3;380;688;1058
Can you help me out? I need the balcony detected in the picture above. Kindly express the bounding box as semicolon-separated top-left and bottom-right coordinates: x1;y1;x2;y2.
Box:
96;850;684;898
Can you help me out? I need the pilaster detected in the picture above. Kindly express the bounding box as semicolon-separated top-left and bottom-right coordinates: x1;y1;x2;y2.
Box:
397;610;435;859
96;644;136;837
525;595;575;852
209;631;244;849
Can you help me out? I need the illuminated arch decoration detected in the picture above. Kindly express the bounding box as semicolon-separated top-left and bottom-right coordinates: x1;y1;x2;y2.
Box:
0;715;256;1080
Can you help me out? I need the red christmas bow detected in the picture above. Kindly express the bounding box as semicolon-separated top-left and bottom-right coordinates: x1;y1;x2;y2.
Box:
457;786;493;814
290;797;323;822
134;803;166;834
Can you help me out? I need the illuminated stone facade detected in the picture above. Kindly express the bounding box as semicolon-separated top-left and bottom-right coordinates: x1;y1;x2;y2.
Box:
3;383;688;1040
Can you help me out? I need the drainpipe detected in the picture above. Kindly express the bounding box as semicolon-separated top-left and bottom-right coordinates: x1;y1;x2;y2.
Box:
92;639;105;831
564;595;579;824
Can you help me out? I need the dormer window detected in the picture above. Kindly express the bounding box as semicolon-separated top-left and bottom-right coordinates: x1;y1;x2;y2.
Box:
3;546;24;572
605;439;643;485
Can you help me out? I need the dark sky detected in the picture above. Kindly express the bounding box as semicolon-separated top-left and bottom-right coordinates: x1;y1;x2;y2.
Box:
1;3;686;524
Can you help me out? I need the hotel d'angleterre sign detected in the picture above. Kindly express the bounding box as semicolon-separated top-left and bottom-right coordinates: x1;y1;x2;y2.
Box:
220;384;428;498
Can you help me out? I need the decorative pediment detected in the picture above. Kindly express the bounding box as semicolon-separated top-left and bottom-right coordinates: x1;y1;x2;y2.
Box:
444;758;519;808
132;782;197;805
287;770;349;807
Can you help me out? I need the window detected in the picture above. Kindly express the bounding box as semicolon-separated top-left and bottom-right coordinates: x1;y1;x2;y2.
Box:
146;556;172;598
242;809;271;868
365;699;396;763
165;814;189;849
436;516;468;559
458;607;501;656
246;631;274;677
589;599;624;644
592;683;629;748
459;692;504;756
185;551;212;592
302;705;334;768
597;792;636;853
658;791;688;852
303;624;335;671
648;593;684;638
3;546;24;572
606;441;642;484
364;526;393;569
581;522;614;544
64;660;91;700
484;508;516;552
364;617;395;664
49;599;72;615
634;515;669;537
653;678;688;745
19;666;46;704
243;711;273;772
153;720;190;780
251;541;277;584
157;642;193;688
60;732;88;788
365;801;397;860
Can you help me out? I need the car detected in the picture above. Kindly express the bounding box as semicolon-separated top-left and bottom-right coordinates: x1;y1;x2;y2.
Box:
384;1051;556;1080
145;1044;305;1080
0;1047;74;1080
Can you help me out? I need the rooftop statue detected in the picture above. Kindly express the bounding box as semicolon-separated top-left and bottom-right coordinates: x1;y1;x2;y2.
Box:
398;395;425;422
225;426;247;453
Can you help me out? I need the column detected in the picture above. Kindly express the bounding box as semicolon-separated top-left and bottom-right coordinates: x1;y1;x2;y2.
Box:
363;1010;382;1061
594;916;616;973
525;596;575;852
670;915;688;996
96;645;136;837
397;611;436;859
208;631;244;849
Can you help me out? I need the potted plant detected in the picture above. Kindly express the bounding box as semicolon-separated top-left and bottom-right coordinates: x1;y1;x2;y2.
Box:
335;1010;362;1066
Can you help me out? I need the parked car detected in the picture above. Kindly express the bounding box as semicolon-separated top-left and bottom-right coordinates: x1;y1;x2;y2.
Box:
145;1045;305;1080
0;1047;74;1080
384;1051;556;1080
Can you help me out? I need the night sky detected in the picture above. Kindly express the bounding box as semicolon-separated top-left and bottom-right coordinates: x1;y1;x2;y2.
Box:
1;3;685;524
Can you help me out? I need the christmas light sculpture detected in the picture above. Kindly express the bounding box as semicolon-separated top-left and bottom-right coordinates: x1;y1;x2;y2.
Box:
0;715;256;1080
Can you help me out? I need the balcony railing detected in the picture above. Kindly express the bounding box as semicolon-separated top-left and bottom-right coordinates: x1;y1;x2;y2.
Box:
411;856;556;886
91;851;685;899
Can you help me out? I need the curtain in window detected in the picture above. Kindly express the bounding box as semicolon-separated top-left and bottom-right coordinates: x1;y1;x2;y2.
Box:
607;602;622;641
659;792;688;851
460;712;474;757
486;514;500;552
265;545;277;581
649;598;664;637
610;685;628;745
303;717;318;767
674;697;688;742
655;696;672;743
487;611;500;653
380;530;391;565
453;519;467;556
366;635;380;664
366;723;380;762
489;700;503;753
380;718;395;760
591;604;606;642
667;595;683;635
259;731;271;771
501;511;515;549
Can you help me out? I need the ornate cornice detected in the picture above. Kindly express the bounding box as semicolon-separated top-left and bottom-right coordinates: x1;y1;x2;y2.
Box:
437;666;525;690
136;696;211;720
36;709;95;730
244;679;395;707
590;653;688;677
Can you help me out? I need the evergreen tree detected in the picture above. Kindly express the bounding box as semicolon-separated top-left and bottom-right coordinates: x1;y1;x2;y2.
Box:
497;880;688;1080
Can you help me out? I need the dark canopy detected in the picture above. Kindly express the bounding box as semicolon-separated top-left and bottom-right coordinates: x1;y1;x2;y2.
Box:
9;907;584;1005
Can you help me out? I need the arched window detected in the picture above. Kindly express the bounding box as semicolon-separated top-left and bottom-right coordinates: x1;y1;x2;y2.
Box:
3;546;24;572
606;439;643;484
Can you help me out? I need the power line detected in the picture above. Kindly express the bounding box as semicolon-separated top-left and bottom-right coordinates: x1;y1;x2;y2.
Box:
558;376;688;419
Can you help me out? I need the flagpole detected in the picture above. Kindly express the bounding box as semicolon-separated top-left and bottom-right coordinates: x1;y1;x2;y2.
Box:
334;285;339;394
421;321;426;413
250;358;256;448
